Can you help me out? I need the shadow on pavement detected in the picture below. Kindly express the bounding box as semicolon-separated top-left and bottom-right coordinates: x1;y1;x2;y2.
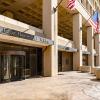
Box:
90;78;100;82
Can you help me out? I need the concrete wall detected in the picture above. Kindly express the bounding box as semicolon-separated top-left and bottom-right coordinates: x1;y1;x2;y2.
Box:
0;15;43;36
58;36;74;48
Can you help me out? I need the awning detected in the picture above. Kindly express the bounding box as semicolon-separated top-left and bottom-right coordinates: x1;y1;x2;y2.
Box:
58;45;77;52
82;51;91;55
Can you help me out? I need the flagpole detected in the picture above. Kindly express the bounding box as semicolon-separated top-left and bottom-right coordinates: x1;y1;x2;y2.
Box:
82;10;99;37
53;0;64;12
83;10;96;26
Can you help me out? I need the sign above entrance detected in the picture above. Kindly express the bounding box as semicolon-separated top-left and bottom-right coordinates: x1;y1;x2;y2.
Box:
0;26;54;45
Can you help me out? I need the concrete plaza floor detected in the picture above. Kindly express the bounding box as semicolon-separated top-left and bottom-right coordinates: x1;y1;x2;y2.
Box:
0;71;100;100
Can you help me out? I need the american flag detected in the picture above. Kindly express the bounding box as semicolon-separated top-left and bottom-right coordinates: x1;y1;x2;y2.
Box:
67;0;76;10
88;11;99;33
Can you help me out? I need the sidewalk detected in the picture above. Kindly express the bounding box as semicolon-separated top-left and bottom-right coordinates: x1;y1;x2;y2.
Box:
0;71;100;100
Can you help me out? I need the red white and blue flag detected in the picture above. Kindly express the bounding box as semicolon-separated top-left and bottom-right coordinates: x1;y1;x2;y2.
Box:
88;11;99;33
67;0;76;10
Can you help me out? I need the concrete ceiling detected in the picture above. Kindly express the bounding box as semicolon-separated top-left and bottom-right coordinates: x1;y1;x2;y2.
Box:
0;0;87;44
0;42;36;51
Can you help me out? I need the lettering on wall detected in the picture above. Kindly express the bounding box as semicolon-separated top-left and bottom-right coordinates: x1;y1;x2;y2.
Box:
0;26;54;45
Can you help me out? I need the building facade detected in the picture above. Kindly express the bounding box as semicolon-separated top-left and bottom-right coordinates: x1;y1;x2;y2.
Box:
0;0;100;83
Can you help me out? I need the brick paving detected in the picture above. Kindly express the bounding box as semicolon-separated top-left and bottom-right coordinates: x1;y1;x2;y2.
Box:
0;71;100;100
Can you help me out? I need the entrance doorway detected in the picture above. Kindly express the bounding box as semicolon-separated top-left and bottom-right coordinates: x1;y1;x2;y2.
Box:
58;51;62;72
25;48;43;77
10;55;25;81
0;42;43;83
58;51;73;72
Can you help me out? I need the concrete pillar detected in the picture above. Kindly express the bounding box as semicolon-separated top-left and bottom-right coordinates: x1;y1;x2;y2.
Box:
95;34;100;66
73;13;82;70
43;0;58;76
87;27;94;70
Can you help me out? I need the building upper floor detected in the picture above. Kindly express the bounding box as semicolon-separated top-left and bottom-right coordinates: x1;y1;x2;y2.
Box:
0;0;99;50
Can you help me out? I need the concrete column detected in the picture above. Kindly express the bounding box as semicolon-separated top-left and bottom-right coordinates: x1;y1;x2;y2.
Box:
73;13;82;70
87;27;94;69
95;34;100;66
43;0;58;76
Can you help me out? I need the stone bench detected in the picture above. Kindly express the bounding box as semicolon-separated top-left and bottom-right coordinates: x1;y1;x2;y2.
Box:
80;66;90;73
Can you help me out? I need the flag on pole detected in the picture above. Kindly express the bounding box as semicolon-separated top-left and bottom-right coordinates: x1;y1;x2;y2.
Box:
67;0;76;10
88;11;99;33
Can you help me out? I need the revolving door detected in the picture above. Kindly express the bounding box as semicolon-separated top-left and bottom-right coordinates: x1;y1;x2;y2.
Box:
0;52;25;82
0;42;43;83
10;55;25;81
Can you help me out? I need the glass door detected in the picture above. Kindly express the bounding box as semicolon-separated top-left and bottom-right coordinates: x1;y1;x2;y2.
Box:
10;55;25;81
0;54;10;83
58;51;62;72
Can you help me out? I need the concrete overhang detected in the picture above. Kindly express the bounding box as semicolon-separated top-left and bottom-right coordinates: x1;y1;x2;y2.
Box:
0;27;54;47
58;45;77;52
94;53;99;56
82;51;91;55
0;15;54;47
0;34;53;47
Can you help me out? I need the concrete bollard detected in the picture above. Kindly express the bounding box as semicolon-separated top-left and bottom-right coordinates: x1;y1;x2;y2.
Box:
95;68;100;80
91;67;96;74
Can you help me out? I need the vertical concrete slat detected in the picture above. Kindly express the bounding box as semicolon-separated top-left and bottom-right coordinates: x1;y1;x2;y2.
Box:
95;34;100;66
87;27;94;72
73;13;82;70
43;0;58;76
